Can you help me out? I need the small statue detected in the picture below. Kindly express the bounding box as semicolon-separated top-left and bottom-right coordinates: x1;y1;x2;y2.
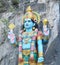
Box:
42;19;50;44
8;6;49;65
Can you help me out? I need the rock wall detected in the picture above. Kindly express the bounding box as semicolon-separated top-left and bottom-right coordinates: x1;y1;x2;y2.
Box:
44;1;59;65
0;0;59;65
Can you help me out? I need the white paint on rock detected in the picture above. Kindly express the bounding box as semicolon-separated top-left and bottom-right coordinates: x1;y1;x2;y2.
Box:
38;0;46;3
45;2;59;54
2;12;13;19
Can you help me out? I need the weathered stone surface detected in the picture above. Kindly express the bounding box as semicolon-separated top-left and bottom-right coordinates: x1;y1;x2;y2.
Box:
0;0;59;65
44;1;59;65
0;21;5;44
46;1;59;53
0;0;10;12
0;41;18;65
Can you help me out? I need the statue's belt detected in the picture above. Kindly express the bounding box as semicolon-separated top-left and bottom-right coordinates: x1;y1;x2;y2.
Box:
22;50;37;56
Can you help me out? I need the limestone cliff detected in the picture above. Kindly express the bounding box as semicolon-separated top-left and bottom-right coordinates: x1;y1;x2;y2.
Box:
0;0;59;65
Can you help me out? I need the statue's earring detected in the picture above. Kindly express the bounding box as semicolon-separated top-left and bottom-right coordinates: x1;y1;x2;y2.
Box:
33;27;35;30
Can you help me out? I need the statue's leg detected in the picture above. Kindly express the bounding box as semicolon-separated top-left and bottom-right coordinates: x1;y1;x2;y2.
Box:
24;55;30;65
29;52;37;65
18;55;30;65
18;54;24;65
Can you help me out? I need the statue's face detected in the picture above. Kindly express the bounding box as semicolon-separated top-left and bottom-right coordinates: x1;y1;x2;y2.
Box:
24;19;35;29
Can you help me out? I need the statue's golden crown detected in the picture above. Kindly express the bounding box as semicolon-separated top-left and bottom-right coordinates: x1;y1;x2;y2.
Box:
23;6;40;24
26;6;32;12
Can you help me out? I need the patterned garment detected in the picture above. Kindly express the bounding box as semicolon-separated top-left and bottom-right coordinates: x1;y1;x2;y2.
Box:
18;30;43;65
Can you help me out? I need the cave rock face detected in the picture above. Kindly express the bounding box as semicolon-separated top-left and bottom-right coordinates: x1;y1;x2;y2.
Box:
0;0;59;65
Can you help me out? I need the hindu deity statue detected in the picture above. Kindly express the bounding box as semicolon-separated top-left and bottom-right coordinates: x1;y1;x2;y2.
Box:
8;6;49;65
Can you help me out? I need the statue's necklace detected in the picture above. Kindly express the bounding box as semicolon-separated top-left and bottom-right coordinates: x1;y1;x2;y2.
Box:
22;31;35;44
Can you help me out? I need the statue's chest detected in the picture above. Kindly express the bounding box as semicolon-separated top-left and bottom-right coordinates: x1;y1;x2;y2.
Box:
22;31;37;44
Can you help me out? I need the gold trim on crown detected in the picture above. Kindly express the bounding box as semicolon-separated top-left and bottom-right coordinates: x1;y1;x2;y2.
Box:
26;6;32;12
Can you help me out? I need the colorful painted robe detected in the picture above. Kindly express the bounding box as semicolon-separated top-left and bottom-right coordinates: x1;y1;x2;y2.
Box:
8;29;44;65
18;30;44;65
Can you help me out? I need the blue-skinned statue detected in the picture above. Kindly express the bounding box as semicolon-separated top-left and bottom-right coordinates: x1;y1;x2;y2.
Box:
8;6;50;65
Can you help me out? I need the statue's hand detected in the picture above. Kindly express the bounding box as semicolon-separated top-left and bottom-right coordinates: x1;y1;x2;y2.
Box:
38;56;44;63
8;31;15;39
8;31;16;44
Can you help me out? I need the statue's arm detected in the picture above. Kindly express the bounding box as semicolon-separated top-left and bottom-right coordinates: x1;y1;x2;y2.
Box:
37;31;44;63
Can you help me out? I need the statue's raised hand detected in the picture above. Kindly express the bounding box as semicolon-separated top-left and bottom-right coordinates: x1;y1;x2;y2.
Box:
8;30;16;44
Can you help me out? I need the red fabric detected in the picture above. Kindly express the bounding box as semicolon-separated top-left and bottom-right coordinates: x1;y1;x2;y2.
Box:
18;58;23;62
30;56;34;61
37;31;43;37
